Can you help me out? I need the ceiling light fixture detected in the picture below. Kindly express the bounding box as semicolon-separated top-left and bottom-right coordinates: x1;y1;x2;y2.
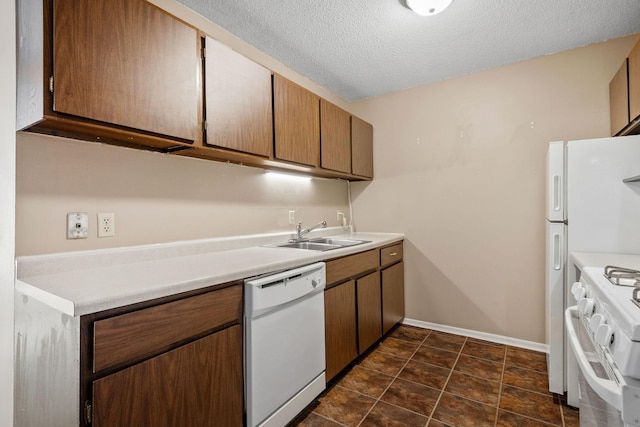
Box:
405;0;453;16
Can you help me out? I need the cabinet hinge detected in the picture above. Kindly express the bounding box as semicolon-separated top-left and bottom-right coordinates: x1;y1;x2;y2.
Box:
49;76;54;93
202;46;206;58
202;120;208;132
84;400;92;424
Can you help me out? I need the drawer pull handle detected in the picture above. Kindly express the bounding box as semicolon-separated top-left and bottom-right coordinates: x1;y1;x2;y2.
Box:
389;252;397;256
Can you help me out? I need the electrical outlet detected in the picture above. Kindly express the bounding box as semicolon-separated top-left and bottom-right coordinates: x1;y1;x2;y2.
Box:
67;212;88;239
288;210;296;225
97;213;115;237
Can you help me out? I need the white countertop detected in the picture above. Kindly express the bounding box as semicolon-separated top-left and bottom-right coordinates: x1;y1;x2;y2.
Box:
570;252;640;272
16;230;403;316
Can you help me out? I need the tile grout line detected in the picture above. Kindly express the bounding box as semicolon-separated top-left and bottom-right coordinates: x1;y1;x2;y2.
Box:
354;329;433;427
425;335;467;426
493;346;507;427
499;347;565;427
307;411;350;427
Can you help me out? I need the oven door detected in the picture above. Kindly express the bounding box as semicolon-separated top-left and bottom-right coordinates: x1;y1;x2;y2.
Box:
565;307;624;427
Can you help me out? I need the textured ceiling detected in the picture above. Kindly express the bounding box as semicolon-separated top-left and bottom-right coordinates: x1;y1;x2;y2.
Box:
177;0;640;101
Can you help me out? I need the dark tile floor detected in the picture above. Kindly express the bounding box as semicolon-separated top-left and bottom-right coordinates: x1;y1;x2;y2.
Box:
291;325;579;427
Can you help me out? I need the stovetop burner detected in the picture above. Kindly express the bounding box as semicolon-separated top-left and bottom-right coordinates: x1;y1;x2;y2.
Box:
604;265;640;287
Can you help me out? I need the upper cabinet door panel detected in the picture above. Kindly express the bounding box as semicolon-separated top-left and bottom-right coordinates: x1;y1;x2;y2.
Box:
273;74;320;167
610;59;629;136
351;116;373;178
205;36;273;157
629;43;640;124
53;0;199;142
320;99;351;174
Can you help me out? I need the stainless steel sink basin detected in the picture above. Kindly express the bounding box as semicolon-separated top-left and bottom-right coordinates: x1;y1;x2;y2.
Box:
309;238;371;247
270;242;343;251
266;238;371;251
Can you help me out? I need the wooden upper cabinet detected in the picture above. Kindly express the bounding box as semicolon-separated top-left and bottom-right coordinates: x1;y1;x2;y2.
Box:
204;36;273;157
629;42;640;125
52;0;199;142
273;74;320;167
351;116;374;178
610;59;629;136
320;99;351;174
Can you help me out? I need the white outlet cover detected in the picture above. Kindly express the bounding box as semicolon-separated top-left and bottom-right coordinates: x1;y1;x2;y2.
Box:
97;212;115;237
67;212;89;239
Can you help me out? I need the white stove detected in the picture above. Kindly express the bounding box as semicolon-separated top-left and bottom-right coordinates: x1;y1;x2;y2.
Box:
567;266;640;426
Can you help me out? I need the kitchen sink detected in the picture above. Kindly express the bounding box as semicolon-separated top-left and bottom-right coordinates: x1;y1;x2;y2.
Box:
272;242;343;251
309;238;371;247
266;238;371;251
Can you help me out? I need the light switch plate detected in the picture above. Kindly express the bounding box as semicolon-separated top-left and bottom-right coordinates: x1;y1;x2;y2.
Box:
67;212;88;239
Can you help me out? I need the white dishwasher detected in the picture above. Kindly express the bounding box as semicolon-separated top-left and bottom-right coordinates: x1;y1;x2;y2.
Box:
245;262;326;427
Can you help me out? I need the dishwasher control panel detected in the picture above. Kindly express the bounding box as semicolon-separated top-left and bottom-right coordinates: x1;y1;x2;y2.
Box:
245;262;326;317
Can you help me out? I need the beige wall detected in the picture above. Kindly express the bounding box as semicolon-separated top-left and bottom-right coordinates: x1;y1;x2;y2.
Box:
1;0;16;422
16;133;348;255
350;35;639;343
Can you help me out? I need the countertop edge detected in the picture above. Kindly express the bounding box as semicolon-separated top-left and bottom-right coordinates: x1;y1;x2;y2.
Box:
570;252;640;272
17;232;404;316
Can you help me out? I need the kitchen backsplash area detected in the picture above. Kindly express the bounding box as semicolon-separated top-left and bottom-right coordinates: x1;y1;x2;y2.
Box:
16;132;350;256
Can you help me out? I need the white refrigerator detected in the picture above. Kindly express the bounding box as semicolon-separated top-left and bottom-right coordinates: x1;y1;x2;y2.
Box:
545;135;640;405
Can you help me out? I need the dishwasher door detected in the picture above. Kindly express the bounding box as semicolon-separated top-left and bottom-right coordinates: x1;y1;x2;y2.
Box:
245;262;326;427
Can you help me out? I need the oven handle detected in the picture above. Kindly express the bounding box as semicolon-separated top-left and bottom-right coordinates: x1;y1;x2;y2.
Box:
564;306;623;411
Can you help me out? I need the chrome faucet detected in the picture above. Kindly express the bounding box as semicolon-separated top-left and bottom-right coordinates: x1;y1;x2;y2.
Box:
292;220;327;242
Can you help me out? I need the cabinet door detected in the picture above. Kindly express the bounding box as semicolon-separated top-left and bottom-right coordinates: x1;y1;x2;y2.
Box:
351;116;373;178
357;272;382;353
273;74;320;166
53;0;199;142
320;99;351;173
382;261;405;334
609;59;629;136
205;36;273;156
324;280;357;381
92;325;243;427
629;42;640;125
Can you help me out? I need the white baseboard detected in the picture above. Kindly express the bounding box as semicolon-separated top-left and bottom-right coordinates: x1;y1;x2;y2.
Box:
402;318;549;354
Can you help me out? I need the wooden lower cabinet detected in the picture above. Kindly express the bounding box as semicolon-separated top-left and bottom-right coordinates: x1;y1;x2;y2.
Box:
324;242;404;381
356;272;382;352
92;325;243;427
324;280;358;381
83;283;244;427
382;261;405;334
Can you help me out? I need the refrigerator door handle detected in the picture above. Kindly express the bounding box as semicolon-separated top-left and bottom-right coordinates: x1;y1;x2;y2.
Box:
553;232;562;271
552;174;562;213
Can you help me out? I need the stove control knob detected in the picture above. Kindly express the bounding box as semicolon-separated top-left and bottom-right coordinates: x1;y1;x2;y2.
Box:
579;298;595;317
572;286;586;302
589;313;605;333
596;324;614;348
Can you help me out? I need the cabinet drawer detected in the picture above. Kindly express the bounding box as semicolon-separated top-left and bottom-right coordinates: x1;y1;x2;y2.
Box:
380;243;403;267
93;284;242;373
326;250;378;286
